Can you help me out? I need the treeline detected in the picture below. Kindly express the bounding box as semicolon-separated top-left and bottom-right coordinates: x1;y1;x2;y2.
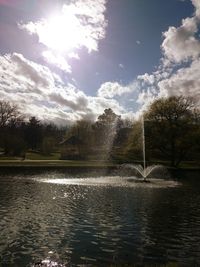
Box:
61;96;200;167
60;108;132;161
0;96;199;167
0;101;66;156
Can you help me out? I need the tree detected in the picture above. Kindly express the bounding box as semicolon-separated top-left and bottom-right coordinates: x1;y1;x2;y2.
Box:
25;117;42;150
93;108;121;159
0;101;26;154
4;134;26;156
94;108;121;145
69;120;94;159
125;120;144;161
0;100;22;128
144;96;199;167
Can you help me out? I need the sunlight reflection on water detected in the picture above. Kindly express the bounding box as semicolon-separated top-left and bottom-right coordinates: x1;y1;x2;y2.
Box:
3;171;200;267
35;176;180;188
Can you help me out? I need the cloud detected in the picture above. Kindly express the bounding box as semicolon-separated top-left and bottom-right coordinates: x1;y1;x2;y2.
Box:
0;53;59;93
19;0;107;72
161;17;200;63
192;0;200;18
136;0;200;109
158;58;200;100
161;0;200;64
42;51;72;73
0;53;125;124
97;81;136;98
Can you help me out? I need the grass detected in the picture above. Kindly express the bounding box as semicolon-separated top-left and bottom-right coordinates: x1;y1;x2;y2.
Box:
26;151;60;160
0;159;116;168
0;151;199;169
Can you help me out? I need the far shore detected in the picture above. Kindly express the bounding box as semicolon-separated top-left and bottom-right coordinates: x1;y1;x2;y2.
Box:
0;159;199;171
0;159;116;168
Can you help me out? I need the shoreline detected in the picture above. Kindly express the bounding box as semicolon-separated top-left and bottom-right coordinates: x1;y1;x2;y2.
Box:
0;160;199;171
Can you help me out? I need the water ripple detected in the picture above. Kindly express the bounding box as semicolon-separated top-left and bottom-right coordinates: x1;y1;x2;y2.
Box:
0;171;199;266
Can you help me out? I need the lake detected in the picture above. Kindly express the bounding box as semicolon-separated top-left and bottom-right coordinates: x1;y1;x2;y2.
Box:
0;168;200;266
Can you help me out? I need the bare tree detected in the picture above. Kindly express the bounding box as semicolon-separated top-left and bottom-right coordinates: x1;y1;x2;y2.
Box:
0;100;22;128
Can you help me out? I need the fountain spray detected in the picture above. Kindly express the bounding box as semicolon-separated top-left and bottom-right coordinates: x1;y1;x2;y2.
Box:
142;116;146;178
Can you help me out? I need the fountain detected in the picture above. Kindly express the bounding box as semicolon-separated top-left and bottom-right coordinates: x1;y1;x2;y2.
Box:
122;116;165;181
121;163;164;181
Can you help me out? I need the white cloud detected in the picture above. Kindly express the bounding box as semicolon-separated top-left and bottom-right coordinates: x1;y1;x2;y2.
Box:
0;53;125;124
0;53;59;93
137;73;155;85
42;51;72;73
68;52;80;60
137;57;200;109
136;0;200;109
158;58;200;100
19;0;107;72
161;0;200;64
97;81;136;98
161;17;200;63
192;0;200;18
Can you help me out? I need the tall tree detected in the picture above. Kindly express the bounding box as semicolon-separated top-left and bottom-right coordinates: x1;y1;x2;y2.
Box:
93;108;121;159
25;117;42;150
71;120;94;158
144;96;199;167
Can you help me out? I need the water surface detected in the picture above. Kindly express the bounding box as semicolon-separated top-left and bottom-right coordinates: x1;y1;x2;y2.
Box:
0;169;200;266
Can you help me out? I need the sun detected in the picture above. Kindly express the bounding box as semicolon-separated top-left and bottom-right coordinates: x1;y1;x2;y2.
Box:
38;10;85;53
20;2;107;56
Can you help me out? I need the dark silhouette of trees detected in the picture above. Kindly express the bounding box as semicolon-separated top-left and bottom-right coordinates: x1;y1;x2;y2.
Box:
24;117;42;150
125;121;144;161
93;108;121;159
60;109;123;160
144;96;200;167
61;120;94;159
0;98;199;165
94;108;121;145
0;101;66;156
0;101;22;128
0;101;25;156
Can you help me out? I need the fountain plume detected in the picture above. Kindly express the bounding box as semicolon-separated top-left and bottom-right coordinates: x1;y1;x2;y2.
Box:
121;116;168;180
121;163;164;179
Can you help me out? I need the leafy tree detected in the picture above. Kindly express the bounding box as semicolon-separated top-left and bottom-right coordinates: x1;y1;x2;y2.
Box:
112;125;133;162
94;108;121;145
124;120;144;161
93;108;121;159
144;96;199;167
4;134;26;156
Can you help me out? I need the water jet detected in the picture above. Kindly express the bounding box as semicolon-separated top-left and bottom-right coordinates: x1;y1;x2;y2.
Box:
121;116;166;181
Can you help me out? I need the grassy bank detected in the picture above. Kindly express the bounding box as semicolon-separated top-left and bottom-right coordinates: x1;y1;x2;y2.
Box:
0;151;199;170
0;159;117;168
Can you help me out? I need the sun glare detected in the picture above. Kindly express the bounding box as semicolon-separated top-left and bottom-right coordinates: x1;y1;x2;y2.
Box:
40;11;84;53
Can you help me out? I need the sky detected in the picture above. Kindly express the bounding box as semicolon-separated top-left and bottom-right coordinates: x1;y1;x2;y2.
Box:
0;0;199;124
